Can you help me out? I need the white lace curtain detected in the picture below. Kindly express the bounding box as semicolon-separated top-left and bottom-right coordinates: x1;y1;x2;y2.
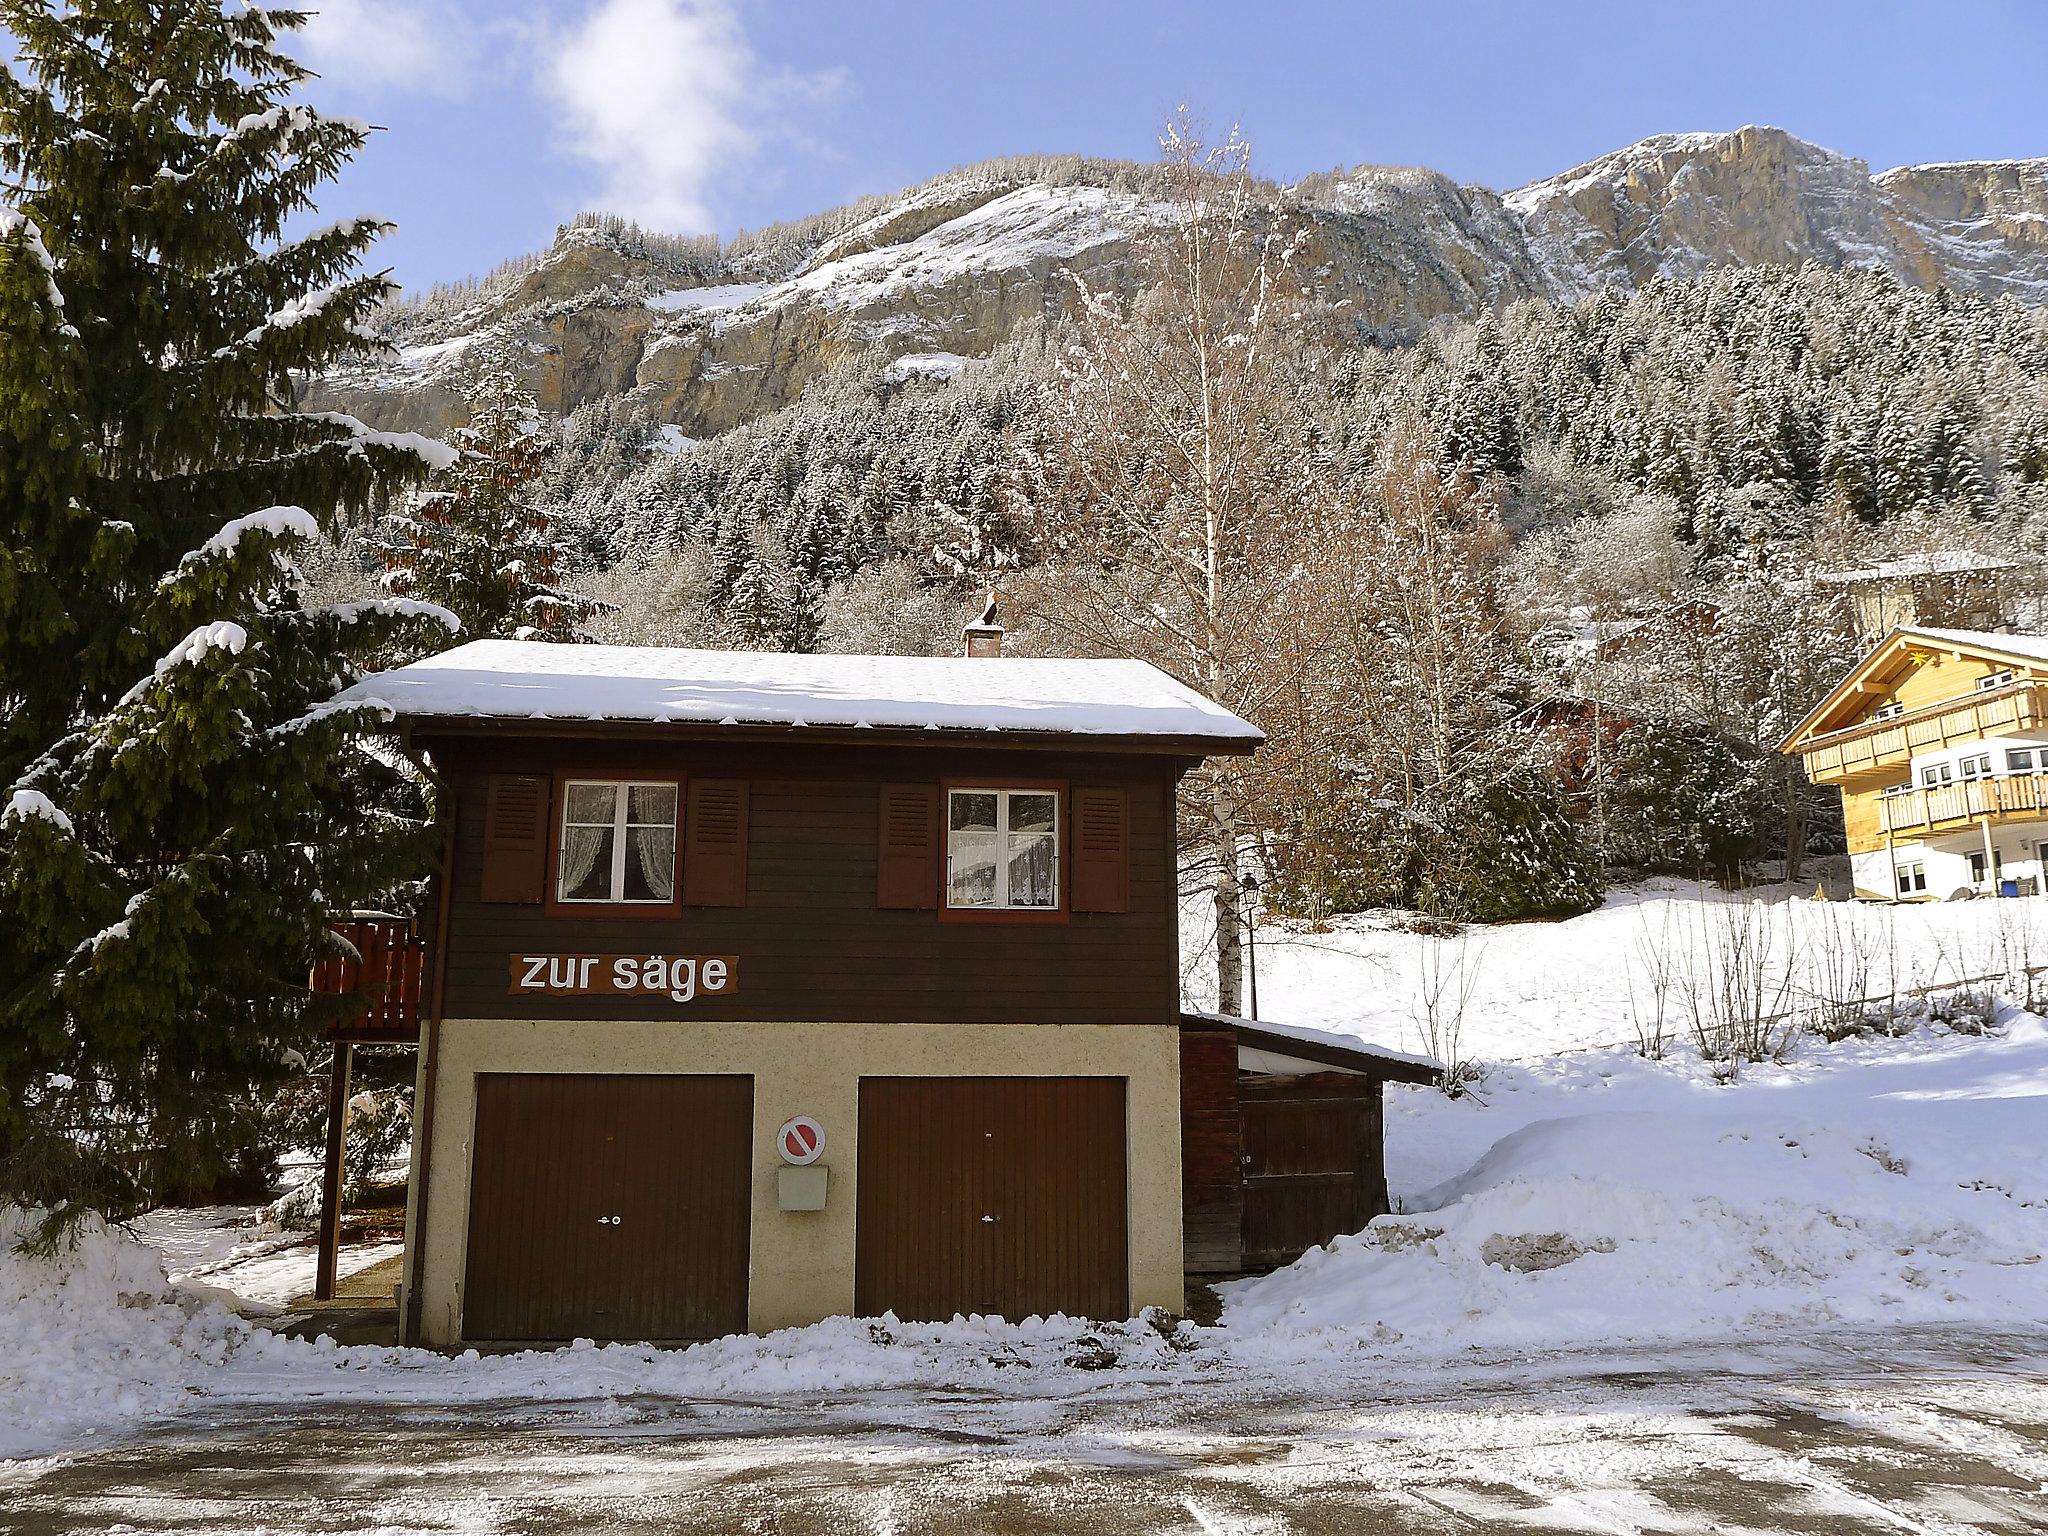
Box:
633;827;675;902
561;825;608;898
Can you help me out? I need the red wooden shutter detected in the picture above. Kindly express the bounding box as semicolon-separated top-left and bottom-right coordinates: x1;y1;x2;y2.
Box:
683;778;750;906
480;774;550;904
877;783;939;909
1070;786;1131;913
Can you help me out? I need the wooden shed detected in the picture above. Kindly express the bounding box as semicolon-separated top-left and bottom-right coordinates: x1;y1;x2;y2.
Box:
1179;1012;1443;1276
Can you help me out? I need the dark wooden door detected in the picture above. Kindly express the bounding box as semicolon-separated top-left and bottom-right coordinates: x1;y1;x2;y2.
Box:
856;1076;1128;1322
463;1073;753;1342
1240;1074;1385;1269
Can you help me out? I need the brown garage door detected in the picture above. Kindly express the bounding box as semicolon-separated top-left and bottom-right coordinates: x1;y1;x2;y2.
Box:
462;1073;753;1343
856;1076;1128;1322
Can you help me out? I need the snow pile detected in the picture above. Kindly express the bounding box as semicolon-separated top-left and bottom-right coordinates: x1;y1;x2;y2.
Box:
1225;1009;2048;1352
0;1209;255;1459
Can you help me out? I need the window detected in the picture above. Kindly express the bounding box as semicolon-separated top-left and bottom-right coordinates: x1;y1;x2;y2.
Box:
2011;747;2041;775
1968;850;1999;887
1872;702;1905;722
946;788;1058;910
1896;861;1928;896
558;780;678;904
1976;670;2015;693
1959;753;1993;780
1921;763;1953;788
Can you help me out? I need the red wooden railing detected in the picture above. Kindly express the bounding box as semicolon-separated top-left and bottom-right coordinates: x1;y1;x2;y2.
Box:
310;912;427;1043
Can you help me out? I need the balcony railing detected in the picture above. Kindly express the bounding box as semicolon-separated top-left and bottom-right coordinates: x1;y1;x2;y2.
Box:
1879;774;2048;834
1799;680;2047;783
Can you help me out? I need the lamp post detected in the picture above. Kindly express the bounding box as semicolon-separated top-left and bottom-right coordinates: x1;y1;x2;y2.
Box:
1242;873;1261;1021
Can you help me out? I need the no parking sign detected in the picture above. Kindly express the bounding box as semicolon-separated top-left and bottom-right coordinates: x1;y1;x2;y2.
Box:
777;1115;825;1165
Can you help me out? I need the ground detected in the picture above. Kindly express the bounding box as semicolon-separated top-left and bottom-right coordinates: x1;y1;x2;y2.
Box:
6;1331;2047;1533
6;880;2048;1532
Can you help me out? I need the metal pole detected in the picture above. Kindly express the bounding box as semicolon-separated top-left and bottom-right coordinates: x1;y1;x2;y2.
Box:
1243;875;1260;1021
314;1040;352;1302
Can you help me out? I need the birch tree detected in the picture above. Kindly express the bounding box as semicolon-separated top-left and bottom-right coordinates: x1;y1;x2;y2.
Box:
1011;115;1318;1013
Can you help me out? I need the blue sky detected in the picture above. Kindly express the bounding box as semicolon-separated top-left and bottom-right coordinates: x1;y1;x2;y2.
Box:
27;1;2048;290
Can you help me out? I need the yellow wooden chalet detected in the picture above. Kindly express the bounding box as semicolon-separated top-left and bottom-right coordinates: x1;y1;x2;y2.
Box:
1781;627;2048;900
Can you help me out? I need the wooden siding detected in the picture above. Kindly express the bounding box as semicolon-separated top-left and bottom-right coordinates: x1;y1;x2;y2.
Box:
461;1073;753;1342
854;1075;1129;1322
1240;1073;1386;1270
428;737;1186;1025
1179;1028;1243;1275
1878;774;2048;835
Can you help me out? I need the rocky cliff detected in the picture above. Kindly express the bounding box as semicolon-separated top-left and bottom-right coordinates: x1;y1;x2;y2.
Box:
305;127;2048;440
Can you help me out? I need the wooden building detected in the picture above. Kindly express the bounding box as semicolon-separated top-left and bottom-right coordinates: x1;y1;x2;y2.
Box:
325;636;1433;1349
1814;553;2022;647
1780;627;2048;900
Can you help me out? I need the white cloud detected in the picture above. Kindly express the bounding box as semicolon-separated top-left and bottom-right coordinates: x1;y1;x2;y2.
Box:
543;0;828;233
294;0;474;95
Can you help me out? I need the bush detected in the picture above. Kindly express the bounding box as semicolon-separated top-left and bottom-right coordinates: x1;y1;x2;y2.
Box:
1417;767;1606;923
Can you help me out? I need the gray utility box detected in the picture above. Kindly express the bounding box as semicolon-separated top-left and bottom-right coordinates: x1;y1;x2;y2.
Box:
777;1164;828;1211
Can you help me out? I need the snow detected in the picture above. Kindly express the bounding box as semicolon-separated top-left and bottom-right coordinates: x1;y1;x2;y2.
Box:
300;411;459;472
316;596;461;632
172;505;318;580
646;281;767;314
1224;1003;2048;1352
120;621;249;703
1212;875;2046;1063
650;423;697;455
0;207;66;310
10;883;2048;1463
327;639;1264;745
1907;625;2048;665
882;351;968;385
1817;551;2023;583
1;789;72;834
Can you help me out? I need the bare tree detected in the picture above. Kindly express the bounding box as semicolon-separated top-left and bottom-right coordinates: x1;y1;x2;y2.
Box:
1010;113;1319;1013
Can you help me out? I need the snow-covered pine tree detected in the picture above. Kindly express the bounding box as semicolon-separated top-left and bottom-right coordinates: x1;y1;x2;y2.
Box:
0;0;461;1229
376;352;606;640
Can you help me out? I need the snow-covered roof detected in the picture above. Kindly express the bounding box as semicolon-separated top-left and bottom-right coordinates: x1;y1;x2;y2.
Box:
1183;1011;1444;1083
1816;551;2021;584
332;639;1263;749
1904;627;2048;664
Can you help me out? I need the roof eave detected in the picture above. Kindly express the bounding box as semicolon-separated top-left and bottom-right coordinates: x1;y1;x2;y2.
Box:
384;712;1264;757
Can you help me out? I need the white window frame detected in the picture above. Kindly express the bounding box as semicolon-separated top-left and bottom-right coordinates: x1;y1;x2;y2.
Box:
1896;861;1927;896
1959;752;1993;781
558;779;678;905
945;787;1061;911
2008;747;2037;775
1872;702;1905;722
1976;670;2015;693
1921;762;1953;788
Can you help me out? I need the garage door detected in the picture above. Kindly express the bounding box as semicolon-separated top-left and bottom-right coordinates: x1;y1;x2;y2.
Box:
855;1076;1128;1322
462;1073;753;1343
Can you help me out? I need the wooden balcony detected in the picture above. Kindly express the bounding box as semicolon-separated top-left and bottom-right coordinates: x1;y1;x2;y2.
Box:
1878;774;2048;835
1798;680;2048;784
309;912;427;1044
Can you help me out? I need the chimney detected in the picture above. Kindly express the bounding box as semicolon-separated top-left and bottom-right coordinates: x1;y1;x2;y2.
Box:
963;590;1003;658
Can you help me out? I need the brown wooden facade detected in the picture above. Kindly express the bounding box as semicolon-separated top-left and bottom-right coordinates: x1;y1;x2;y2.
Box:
425;733;1187;1026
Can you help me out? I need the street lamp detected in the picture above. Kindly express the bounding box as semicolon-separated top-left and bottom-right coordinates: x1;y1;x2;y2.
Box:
1241;873;1261;1021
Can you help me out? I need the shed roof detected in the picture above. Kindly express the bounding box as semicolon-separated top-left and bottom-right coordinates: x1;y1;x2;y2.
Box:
1181;1011;1445;1084
332;639;1263;752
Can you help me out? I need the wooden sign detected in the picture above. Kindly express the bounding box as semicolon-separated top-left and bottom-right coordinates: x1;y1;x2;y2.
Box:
509;954;738;1002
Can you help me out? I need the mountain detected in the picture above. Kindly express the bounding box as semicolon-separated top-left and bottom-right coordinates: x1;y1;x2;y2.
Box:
306;127;2048;440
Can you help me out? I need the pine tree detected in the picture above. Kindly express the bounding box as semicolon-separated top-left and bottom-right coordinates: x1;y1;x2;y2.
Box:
0;1;460;1229
377;353;606;640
